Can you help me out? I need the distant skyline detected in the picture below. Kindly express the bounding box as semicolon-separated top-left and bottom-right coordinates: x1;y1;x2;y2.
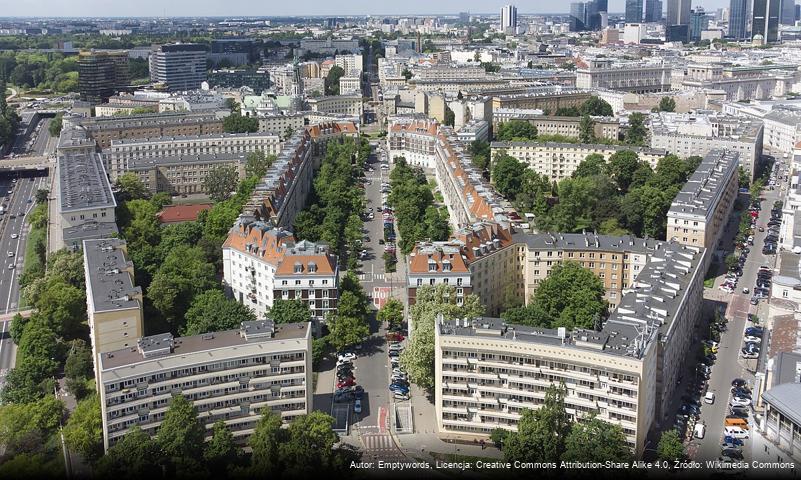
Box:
2;0;735;18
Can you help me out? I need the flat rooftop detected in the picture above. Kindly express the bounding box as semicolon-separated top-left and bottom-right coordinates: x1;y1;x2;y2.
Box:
83;238;141;314
668;149;739;222
109;131;280;147
63;221;119;243
127;152;246;169
58;151;116;213
99;321;309;371
512;231;665;253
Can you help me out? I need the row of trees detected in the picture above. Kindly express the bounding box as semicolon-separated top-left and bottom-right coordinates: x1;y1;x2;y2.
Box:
293;137;371;267
400;285;484;389
492;150;702;239
0;51;79;92
0;76;20;149
552;96;614;117
387;158;449;254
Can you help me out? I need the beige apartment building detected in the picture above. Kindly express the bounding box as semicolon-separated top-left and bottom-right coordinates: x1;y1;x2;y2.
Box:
667;149;739;264
434;240;706;457
491;91;592;113
490;141;667;183
83;238;145;386
128;153;247;195
107;132;282;181
97;320;312;450
491;112;620;141
77;112;224;149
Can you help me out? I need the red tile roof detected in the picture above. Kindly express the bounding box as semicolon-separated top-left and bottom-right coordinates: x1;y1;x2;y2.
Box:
156;203;213;224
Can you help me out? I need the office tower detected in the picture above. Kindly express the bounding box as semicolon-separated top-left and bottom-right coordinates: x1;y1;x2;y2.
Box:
666;0;692;24
77;50;130;104
149;43;208;92
500;5;518;33
645;0;664;21
752;0;781;42
729;0;749;38
796;3;801;20
626;0;644;22
689;7;710;40
459;11;470;23
590;0;609;29
570;2;587;31
781;0;796;24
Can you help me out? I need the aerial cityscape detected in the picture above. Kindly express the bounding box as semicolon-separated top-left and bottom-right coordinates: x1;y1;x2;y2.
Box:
1;0;801;477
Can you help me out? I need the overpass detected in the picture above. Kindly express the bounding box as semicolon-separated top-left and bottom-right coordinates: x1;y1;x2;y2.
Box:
0;155;51;173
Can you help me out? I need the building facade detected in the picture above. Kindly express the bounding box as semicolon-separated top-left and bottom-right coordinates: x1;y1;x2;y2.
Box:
576;59;671;93
97;321;312;450
76;112;225;149
78;50;130;104
149;43;209;91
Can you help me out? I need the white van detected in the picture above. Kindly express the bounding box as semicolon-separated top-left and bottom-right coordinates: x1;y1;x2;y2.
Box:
704;392;716;404
724;426;750;439
694;423;706;439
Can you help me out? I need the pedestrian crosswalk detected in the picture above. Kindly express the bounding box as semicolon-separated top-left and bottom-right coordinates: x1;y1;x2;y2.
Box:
360;433;407;462
358;273;385;282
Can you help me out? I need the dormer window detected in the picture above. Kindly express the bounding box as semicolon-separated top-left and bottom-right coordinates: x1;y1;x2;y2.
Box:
443;260;452;272
294;262;303;274
428;261;437;272
308;262;317;273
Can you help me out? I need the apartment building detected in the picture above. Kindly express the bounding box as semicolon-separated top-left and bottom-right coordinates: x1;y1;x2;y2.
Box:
223;218;339;324
334;54;363;75
492;111;621;141
299;37;360;55
762;108;801;155
667;149;739;264
83;239;145;386
491;91;592;112
339;75;362;95
97;320;312;450
106;132;282;181
306;94;363;119
649;112;763;179
258;113;307;134
387;119;439;168
77;50;130;104
128;153;247;195
490;141;667;183
576;59;671;93
754;352;801;465
76;112;224;149
58;150;117;239
433;240;706;457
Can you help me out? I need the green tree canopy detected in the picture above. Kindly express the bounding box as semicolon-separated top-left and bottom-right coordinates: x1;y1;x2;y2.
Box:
204;420;242;476
572;153;606;178
325;65;345;95
182;289;257;336
659;96;676;112
203;164;240;203
562;416;631;462
496;120;537;141
502;384;571;463
580;96;613;116
63;394;103;464
377;298;404;328
491;151;527;199
95;426;166;479
625;112;647;145
657;429;686;462
115;172;150;201
157;395;205;460
222;113;258;133
268;298;312;324
245;150;276;179
0;395;64;455
607;150;641;193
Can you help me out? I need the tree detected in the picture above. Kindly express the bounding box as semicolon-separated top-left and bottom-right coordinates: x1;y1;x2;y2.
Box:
496;120;537;141
491;152;526;199
204;420;242;476
63;394;103;464
249;409;283;476
64;340;93;399
625;112;647;146
0;356;58;404
562;416;631;462
245;150;275;179
444;104;455;127
572;153;606;178
377;298;404;328
268;298;312;324
35;188;49;204
17;320;59;363
203;164;239;203
657;429;686;462
33;279;87;338
525;261;607;330
327;313;369;351
9;312;28;344
157;395;204;460
738;166;751;189
115;172;150;201
659;96;676;112
580;96;613;116
579;114;595;143
95;426;166;479
607;150;641;193
469;140;491;172
182;290;256;336
325;65;345;96
48;113;63;136
0;395;64;455
490;428;511;449
279;411;340;477
502;384;571;463
222;113;258;133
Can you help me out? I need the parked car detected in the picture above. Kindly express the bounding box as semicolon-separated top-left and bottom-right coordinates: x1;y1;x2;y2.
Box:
337;378;356;389
393;392;410;400
730;397;751;407
704;392;716;404
338;352;356;362
353;399;362;414
743;335;762;344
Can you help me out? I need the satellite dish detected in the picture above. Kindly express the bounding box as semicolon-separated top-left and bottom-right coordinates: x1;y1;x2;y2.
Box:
793;246;801;254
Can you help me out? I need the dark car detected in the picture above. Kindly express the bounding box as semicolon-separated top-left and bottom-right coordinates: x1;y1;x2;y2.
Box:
745;328;763;337
721;448;744;460
723;436;745;447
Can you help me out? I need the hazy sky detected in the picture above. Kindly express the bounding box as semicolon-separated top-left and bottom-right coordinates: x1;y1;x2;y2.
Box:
3;0;734;18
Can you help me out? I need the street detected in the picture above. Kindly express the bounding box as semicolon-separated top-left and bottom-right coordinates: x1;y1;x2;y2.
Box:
689;164;784;462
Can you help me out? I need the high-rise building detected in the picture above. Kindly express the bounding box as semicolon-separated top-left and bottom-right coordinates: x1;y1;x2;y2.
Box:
752;0;781;42
626;0;644;22
796;3;801;20
78;50;130;104
459;11;470;23
781;0;796;24
729;0;749;39
500;5;518;33
570;2;588;30
689;7;710;40
645;0;664;21
666;0;692;25
149;43;208;92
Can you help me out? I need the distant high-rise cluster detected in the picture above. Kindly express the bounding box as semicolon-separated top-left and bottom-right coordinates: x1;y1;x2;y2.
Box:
500;4;518;33
625;0;644;23
149;43;208;92
569;0;608;31
665;0;692;42
645;0;663;22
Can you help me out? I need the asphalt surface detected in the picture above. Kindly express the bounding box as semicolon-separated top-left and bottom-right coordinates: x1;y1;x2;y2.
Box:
0;174;48;386
690;163;785;462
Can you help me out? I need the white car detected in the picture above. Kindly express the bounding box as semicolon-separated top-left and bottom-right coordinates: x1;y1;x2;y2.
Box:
743;335;761;344
730;397;752;407
7;264;13;270
6;251;12;257
741;351;759;359
10;234;18;239
392;367;404;375
704;391;716;404
338;353;357;362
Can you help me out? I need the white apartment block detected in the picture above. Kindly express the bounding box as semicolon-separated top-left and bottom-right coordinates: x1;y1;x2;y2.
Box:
334;54;363;75
762;108;801;155
306;94;363;118
649;112;763;179
257;114;306;134
106;132;282;181
387;119;439;168
223;219;339;324
98;320;312;450
490;141;667;183
433;238;706;457
338;75;362;95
